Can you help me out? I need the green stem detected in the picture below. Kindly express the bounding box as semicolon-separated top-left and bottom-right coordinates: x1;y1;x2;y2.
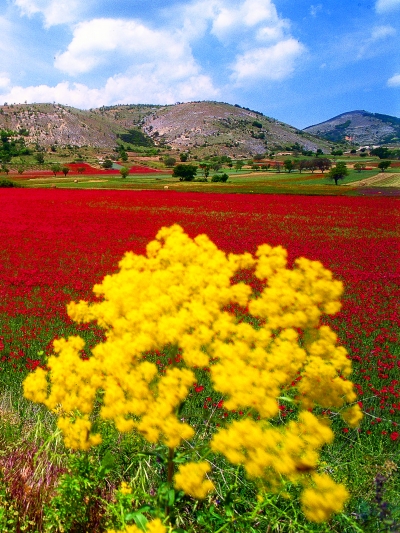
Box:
214;518;236;533
165;447;175;518
167;447;175;484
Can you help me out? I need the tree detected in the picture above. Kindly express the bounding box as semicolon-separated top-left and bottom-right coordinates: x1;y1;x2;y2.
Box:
370;147;391;159
50;163;62;176
172;164;197;181
102;159;113;169
378;160;391;172
298;160;309;173
164;157;176;167
35;152;45;164
353;163;365;173
1;164;9;174
316;158;332;173
284;159;294;173
327;162;348;185
179;153;188;162
119;167;130;178
62;166;70;177
199;163;210;178
308;159;319;173
316;148;323;157
234;161;244;172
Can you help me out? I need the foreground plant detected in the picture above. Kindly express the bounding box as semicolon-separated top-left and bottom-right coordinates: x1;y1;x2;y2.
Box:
23;224;362;529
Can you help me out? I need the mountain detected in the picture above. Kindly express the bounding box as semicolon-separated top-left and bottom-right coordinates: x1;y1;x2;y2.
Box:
137;101;330;156
303;110;400;146
0;101;331;157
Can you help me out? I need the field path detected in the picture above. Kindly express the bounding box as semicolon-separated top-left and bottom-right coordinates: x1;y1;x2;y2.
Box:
347;172;400;187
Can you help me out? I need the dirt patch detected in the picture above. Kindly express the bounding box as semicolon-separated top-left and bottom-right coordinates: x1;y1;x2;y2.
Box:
346;173;400;187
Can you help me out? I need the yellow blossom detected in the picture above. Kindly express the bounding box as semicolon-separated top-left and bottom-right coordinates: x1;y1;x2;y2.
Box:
108;518;167;533
22;224;360;523
174;462;215;499
301;473;349;522
341;404;363;427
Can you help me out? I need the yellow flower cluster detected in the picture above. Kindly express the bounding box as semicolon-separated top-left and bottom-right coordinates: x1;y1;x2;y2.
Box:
23;224;360;522
211;412;333;487
174;461;215;499
301;473;349;522
108;518;166;533
119;482;132;495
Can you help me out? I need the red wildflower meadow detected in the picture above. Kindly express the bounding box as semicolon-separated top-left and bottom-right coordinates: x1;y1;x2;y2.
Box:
0;189;398;440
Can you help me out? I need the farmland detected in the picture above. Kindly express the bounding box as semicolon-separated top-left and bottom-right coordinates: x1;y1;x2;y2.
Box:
0;189;399;532
5;163;400;197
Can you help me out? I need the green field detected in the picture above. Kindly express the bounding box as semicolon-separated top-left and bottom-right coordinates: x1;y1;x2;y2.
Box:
7;167;400;195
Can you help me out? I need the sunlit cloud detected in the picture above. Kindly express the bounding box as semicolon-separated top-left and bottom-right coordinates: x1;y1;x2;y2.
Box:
230;38;305;84
387;73;400;87
13;0;85;26
375;0;400;13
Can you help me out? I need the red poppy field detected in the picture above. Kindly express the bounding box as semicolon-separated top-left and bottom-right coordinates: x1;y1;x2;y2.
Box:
0;188;399;531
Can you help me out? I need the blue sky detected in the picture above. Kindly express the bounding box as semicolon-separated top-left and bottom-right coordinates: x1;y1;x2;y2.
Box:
0;0;399;128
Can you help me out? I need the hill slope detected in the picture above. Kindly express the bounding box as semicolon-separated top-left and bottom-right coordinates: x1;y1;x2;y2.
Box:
139;101;330;156
0;101;331;157
303;110;400;145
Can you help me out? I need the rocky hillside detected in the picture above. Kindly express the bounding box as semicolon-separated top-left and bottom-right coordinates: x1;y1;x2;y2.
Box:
303;110;400;146
139;101;330;156
0;101;331;157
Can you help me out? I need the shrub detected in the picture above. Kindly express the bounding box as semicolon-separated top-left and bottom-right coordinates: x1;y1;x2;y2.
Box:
0;179;19;188
103;159;113;169
164;157;176;167
211;173;229;182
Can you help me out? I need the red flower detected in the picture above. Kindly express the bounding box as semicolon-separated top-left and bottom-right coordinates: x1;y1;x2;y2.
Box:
390;432;399;441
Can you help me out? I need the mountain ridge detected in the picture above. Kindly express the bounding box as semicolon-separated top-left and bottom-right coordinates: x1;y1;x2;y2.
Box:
303;110;400;145
0;101;331;157
0;102;397;158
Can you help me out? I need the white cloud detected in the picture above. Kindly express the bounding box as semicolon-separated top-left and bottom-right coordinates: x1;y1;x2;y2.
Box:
310;4;323;17
387;73;400;86
210;0;286;42
178;0;304;83
3;0;304;107
0;74;10;89
0;71;219;109
230;38;305;84
356;25;396;59
375;0;400;13
178;0;290;44
55;18;199;76
370;25;396;40
13;0;84;27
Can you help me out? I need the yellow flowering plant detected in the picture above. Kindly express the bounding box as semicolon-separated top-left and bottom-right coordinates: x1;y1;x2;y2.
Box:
23;224;362;528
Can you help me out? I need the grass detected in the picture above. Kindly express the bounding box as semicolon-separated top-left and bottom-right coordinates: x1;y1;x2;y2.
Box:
6;167;400;196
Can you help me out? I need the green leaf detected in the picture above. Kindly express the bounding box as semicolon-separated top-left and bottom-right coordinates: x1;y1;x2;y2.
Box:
132;513;148;530
167;488;175;506
98;450;115;477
